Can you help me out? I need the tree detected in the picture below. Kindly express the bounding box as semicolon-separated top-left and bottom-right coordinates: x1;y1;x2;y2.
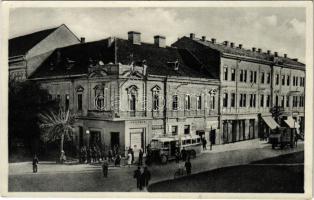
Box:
9;80;58;156
39;109;76;163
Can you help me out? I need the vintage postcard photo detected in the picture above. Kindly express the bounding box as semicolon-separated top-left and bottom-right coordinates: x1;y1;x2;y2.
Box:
1;1;313;199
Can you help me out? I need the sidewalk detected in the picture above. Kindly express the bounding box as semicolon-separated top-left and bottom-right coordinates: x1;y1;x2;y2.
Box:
9;140;304;192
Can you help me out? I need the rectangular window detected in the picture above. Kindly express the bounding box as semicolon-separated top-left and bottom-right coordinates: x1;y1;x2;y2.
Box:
184;125;190;135
261;72;265;84
281;96;285;107
172;126;178;135
197;96;202;110
172;95;178;110
250;71;254;83
210;96;215;109
296;77;299;86
286;96;290;107
276;74;279;85
231;69;235;81
287;75;290;86
65;94;70;111
253;94;256;107
224;67;228;81
293;76;296;86
299;96;302;107
249;94;253;107
231;93;235;107
240;70;244;82
267;73;271;84
185;95;191;110
244;70;247;82
266;95;270;107
239;94;243;107
254;71;257;83
77;94;83;111
243;94;247;107
223;93;228;107
275;95;279;106
260;94;264;107
282;75;285;85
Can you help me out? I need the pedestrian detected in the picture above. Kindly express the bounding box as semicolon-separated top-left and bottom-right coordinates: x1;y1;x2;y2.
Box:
32;154;39;173
210;130;215;150
127;152;132;167
115;154;121;167
175;148;180;163
138;149;143;166
92;146;97;163
102;157;109;178
60;150;66;164
83;146;87;163
181;147;187;161
87;148;92;163
142;166;151;188
133;167;142;190
202;138;207;150
130;148;135;164
108;149;113;162
185;158;192;175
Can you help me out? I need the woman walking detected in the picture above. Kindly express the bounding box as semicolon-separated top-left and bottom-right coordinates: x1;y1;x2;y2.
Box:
127;152;132;167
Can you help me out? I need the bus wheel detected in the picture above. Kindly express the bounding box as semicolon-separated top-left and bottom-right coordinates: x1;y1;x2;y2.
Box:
160;155;168;164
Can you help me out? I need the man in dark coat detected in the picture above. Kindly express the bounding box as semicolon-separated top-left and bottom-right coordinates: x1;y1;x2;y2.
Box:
185;159;192;175
133;167;142;190
138;149;143;166
32;155;39;173
210;130;215;150
202;138;207;150
181;147;187;161
142;166;151;188
175;148;180;163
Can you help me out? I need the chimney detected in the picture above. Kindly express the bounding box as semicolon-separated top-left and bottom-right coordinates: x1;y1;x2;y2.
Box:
80;37;85;43
201;36;206;41
267;50;271;55
223;41;229;46
274;52;278;57
154;35;166;48
211;38;216;44
190;33;195;39
258;48;262;53
252;47;256;52
238;44;243;49
128;31;141;45
230;42;235;48
284;54;287;58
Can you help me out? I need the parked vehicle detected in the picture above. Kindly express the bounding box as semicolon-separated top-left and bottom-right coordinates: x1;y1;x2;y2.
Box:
269;127;295;149
149;135;202;164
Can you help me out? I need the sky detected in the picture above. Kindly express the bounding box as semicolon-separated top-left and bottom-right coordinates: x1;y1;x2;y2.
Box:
9;7;306;62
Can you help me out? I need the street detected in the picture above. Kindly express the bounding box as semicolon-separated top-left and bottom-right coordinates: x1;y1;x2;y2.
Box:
9;140;304;192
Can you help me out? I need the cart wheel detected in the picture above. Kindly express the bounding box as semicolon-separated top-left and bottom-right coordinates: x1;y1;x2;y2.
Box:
160;155;168;164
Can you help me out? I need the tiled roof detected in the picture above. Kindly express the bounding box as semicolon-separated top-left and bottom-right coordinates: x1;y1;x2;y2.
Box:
185;36;305;68
9;27;58;57
31;38;212;79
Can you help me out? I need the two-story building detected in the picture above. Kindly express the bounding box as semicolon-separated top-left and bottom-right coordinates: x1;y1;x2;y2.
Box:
172;34;305;143
30;32;220;156
9;24;81;81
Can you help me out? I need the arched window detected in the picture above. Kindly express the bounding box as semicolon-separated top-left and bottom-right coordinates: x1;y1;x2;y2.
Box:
127;85;138;112
151;86;161;111
185;95;191;110
94;85;104;110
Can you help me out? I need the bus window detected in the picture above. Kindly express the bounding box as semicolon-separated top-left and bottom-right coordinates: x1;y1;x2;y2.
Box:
186;139;191;144
196;138;201;143
182;140;186;145
192;138;196;144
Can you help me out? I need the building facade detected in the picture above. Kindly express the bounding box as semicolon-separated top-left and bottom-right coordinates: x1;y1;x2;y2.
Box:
9;24;81;81
173;34;305;143
30;32;220;156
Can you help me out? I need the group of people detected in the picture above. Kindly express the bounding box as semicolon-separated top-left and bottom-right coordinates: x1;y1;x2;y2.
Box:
133;166;151;191
79;145;122;165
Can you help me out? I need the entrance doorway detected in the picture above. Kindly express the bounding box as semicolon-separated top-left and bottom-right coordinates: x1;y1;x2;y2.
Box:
90;131;101;148
130;129;145;157
110;132;120;150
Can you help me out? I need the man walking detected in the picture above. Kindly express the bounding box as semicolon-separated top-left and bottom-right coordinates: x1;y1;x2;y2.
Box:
181;147;187;161
138;149;143;166
142;166;151;188
210;130;215;150
133;167;142;190
32;155;39;173
185;159;192;175
202;138;207;150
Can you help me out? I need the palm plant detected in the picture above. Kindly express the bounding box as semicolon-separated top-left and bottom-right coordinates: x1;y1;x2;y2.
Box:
39;109;76;163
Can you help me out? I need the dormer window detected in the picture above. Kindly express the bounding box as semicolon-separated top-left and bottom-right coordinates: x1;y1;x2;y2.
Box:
167;60;180;71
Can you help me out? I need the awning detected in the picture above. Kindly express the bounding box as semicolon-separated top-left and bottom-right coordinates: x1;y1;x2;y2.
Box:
284;117;297;129
262;116;280;130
